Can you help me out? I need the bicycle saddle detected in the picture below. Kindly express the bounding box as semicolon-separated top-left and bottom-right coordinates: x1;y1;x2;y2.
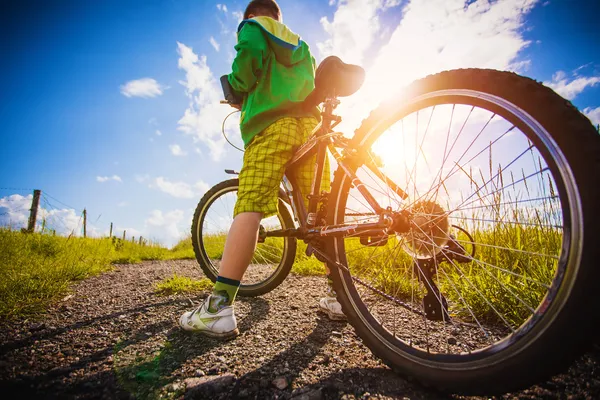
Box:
304;56;365;108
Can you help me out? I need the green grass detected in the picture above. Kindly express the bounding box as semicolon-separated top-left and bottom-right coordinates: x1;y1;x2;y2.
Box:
154;274;212;296
0;230;196;319
2;198;562;328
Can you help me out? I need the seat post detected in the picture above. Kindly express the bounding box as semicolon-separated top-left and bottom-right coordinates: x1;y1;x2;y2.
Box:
320;96;340;134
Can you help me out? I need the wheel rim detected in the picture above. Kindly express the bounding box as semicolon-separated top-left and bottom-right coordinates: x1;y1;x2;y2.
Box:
333;89;582;368
196;184;291;289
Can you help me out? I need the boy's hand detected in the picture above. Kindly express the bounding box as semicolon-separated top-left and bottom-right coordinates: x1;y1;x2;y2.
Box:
230;103;241;110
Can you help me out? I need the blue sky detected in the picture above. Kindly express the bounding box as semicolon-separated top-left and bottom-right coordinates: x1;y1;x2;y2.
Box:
1;0;599;246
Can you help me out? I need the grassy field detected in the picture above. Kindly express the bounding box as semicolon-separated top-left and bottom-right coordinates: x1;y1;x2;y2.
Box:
0;230;194;319
2;213;560;327
200;221;560;327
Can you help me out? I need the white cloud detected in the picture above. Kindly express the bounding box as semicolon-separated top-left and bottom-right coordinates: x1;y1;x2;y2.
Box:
317;0;396;65
217;4;228;13
322;0;540;133
209;36;220;52
152;177;209;199
169;144;187;156
544;70;600;100
194;181;210;195
97;175;122;183
135;174;150;183
0;194;88;236
120;78;164;98
176;42;234;161
155;129;162;136
583;106;600;127
118;201;129;207
0;194;31;229
144;209;186;247
232;11;244;22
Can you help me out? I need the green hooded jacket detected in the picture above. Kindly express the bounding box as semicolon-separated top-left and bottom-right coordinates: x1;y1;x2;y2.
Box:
227;16;320;147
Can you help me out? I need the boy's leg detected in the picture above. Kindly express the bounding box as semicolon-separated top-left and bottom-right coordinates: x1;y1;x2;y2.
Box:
206;211;261;313
179;118;303;336
218;211;262;281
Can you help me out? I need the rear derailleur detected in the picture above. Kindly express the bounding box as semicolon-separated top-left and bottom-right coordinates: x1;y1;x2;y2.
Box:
416;228;475;321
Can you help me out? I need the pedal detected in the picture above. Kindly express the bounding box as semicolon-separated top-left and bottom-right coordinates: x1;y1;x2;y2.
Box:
257;225;266;243
306;243;328;262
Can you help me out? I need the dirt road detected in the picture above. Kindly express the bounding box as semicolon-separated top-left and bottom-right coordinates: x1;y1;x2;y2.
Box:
0;260;598;399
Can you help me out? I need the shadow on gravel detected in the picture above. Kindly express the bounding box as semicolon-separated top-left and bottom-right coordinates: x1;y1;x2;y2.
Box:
0;298;182;355
112;296;271;399
0;297;270;399
298;367;446;400
206;315;343;399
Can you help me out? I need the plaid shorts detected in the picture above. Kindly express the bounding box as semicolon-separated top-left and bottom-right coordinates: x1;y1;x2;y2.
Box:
234;117;331;218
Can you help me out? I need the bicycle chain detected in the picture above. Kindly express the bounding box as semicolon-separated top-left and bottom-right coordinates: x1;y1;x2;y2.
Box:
311;247;425;317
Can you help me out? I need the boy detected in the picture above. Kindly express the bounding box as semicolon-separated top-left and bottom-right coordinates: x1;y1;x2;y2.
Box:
179;0;344;338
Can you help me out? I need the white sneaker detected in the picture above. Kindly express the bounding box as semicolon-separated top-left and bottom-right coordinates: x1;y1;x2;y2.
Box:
178;295;239;338
319;296;347;321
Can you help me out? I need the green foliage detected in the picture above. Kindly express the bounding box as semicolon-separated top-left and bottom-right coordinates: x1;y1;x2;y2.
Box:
154;274;212;296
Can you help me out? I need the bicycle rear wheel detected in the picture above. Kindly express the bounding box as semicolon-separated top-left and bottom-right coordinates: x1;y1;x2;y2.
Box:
327;69;600;394
191;179;296;297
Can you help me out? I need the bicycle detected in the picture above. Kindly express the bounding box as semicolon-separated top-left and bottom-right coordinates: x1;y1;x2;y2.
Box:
191;56;600;394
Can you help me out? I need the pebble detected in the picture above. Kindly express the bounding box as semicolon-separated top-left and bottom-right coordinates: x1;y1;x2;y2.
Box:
272;376;288;390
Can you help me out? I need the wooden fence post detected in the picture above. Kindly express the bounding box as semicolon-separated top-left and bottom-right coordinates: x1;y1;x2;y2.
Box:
26;189;41;233
122;230;126;241
109;222;113;238
83;208;87;238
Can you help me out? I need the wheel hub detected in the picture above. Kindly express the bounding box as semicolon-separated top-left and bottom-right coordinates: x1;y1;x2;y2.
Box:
400;200;450;259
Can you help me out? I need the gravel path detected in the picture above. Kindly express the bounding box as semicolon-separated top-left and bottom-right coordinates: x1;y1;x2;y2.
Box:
0;260;598;399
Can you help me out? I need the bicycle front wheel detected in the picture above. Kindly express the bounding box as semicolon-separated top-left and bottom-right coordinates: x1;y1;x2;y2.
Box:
191;179;297;297
328;69;600;394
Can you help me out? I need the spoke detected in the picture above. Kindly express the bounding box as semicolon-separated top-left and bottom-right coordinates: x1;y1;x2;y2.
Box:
455;144;536;210
439;235;559;259
436;244;537;314
437;265;493;342
412;232;516;332
448;215;562;230
455;167;550;212
457;195;559;211
410;223;517;331
428;105;468;205
406;120;511;211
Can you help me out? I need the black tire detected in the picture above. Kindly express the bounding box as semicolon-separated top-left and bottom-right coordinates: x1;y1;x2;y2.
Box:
191;179;297;297
327;69;600;394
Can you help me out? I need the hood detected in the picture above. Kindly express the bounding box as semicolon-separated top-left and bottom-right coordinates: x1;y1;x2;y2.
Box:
237;16;309;66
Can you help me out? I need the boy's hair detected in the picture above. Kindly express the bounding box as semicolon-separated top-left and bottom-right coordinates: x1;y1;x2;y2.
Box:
243;0;281;21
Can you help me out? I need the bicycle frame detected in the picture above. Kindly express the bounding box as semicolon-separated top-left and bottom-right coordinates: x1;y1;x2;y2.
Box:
265;97;409;242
